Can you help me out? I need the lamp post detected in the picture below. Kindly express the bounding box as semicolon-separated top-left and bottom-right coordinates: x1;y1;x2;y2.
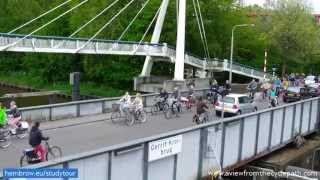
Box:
229;24;255;85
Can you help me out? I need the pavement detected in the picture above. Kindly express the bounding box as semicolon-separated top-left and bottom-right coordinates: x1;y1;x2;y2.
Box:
0;99;271;170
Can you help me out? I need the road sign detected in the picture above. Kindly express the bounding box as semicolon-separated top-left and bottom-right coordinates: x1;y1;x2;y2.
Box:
148;135;183;162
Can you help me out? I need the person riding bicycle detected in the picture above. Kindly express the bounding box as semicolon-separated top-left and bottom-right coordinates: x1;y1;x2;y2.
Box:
194;97;209;123
269;88;278;107
132;93;144;114
119;92;131;115
159;88;169;102
247;79;257;99
7;101;21;134
29;122;49;162
196;97;208;116
172;87;181;112
0;102;7;129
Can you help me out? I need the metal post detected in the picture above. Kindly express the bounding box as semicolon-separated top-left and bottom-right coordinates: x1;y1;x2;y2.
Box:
108;152;112;180
291;104;296;138
308;101;313;132
254;114;261;155
280;107;286;144
140;0;170;77
197;128;206;179
63;162;69;180
143;143;149;180
268;110;274;150
174;0;186;81
229;24;254;85
299;103;304;134
173;154;178;180
219;122;226;169
238;118;244;162
228;29;234;84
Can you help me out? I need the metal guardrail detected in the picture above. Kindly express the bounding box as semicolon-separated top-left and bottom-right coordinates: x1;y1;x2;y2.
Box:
18;88;209;122
1;97;318;180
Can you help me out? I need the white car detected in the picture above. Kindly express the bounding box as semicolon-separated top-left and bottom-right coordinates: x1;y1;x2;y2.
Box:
305;76;315;85
215;94;258;116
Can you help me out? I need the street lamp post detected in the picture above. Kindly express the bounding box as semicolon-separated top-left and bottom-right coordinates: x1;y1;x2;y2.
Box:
229;24;255;85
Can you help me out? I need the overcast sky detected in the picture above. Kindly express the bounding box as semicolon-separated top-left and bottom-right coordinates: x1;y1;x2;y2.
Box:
243;0;320;14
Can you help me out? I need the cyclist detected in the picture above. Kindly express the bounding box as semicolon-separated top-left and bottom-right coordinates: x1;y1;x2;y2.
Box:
0;102;6;128
7;101;22;134
159;88;169;101
119;92;131;115
269;88;278;107
132;93;143;114
194;96;209;123
29;122;49;162
247;79;258;99
157;89;168;110
172;87;181;112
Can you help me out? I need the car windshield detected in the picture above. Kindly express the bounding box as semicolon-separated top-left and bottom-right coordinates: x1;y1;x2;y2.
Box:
287;87;300;93
221;97;235;104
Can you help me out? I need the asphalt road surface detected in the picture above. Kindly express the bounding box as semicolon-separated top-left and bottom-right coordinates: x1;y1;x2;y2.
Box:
0;100;271;170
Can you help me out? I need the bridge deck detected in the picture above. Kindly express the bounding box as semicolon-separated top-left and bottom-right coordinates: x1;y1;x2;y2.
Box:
0;33;270;79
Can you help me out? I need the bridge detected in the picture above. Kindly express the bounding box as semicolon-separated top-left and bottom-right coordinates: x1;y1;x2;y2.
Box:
0;89;319;180
0;0;270;91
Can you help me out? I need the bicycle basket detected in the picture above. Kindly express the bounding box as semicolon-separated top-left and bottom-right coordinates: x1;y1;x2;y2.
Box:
112;103;121;112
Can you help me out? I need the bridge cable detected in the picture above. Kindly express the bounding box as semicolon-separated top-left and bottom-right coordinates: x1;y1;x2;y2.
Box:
0;0;88;50
54;0;121;48
132;4;162;55
75;0;135;52
192;0;209;59
196;0;210;59
117;0;151;41
8;0;73;34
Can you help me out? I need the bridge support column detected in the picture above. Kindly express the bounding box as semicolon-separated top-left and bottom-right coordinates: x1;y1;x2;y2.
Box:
174;0;186;81
140;0;170;77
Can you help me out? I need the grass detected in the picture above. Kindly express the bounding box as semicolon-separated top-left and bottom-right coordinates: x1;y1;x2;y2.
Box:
0;72;127;97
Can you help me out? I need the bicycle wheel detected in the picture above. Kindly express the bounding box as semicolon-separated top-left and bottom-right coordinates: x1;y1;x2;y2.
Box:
125;113;135;126
46;146;62;161
151;105;159;115
20;154;28;167
111;112;121;123
16;128;28;139
139;110;147;123
164;107;172;119
0;131;11;149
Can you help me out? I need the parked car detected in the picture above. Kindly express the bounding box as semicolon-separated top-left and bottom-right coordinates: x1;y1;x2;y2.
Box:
215;94;257;116
305;76;315;85
283;87;311;103
306;84;320;97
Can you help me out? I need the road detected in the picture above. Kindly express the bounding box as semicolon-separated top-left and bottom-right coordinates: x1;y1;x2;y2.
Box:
0;100;271;170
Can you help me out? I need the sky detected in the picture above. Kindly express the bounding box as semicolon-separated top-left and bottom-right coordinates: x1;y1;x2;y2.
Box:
243;0;320;14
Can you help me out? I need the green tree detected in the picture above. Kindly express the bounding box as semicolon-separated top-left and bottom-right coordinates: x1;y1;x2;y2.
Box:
261;0;320;75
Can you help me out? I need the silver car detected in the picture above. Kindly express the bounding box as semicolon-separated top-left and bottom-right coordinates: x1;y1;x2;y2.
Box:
215;94;258;116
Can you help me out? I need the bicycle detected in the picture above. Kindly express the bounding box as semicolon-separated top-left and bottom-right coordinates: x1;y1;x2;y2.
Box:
0;125;11;149
164;98;180;119
193;112;209;124
125;106;147;126
20;140;62;167
111;103;123;123
151;98;169;115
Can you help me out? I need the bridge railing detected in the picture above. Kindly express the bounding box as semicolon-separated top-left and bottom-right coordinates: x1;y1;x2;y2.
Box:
18;88;209;122
1;97;318;180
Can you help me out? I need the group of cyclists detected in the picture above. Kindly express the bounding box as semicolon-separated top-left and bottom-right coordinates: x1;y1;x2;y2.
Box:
0;101;49;163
